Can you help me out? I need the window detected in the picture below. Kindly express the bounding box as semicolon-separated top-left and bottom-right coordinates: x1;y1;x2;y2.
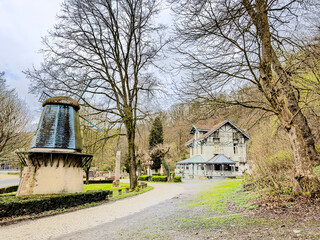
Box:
233;143;238;154
212;131;219;141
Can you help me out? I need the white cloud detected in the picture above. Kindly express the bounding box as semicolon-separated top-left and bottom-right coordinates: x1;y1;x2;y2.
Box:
0;0;63;122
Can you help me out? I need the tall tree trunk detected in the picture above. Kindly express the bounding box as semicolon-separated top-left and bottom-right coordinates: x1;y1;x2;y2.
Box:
243;0;320;194
285;121;320;194
126;123;138;190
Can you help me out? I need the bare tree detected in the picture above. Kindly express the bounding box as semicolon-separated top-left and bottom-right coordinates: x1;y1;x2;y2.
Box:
0;72;29;158
172;0;320;194
25;0;166;189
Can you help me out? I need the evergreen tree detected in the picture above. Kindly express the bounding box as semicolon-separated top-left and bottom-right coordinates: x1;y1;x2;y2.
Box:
149;117;164;172
149;117;163;150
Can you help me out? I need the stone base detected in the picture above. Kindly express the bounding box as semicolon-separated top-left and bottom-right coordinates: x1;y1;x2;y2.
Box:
112;179;120;188
16;152;88;196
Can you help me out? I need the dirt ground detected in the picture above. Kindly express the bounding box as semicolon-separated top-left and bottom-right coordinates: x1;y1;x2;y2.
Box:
59;182;320;240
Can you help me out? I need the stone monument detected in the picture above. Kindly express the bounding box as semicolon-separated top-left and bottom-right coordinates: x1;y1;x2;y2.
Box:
112;151;121;187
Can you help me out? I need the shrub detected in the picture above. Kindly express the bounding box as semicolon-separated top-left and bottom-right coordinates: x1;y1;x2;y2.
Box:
7;172;19;175
151;176;167;182
0;190;111;218
138;175;150;181
152;173;161;176
0;185;18;194
84;180;113;184
173;176;182;183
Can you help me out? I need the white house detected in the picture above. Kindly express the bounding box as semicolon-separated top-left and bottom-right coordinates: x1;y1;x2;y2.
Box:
175;120;250;179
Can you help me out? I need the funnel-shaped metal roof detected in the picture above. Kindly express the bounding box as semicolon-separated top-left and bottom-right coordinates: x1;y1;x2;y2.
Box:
30;96;82;151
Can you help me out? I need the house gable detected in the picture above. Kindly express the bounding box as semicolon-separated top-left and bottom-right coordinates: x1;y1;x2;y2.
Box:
198;120;250;142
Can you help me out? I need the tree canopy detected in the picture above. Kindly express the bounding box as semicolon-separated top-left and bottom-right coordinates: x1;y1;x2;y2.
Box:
172;0;320;194
0;72;29;158
25;0;166;189
149;117;164;150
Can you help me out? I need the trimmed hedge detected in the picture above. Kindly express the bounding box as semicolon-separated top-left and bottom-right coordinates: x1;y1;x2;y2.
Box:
84;180;113;184
0;190;111;218
152;173;161;176
173;176;182;182
151;176;167;182
138;175;150;181
0;185;18;194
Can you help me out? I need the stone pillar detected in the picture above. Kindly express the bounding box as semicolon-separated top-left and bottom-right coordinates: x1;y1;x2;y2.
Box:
160;165;164;175
112;151;121;187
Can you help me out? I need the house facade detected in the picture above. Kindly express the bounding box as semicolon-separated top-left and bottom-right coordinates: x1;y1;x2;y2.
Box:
175;120;250;179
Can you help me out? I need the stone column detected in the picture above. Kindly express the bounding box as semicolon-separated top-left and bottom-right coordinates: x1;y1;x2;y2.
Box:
112;151;121;187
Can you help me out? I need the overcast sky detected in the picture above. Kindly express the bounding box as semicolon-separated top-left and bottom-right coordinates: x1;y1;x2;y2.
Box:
0;0;63;122
0;0;174;125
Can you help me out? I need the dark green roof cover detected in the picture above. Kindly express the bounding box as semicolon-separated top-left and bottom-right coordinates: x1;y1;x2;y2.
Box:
176;155;206;164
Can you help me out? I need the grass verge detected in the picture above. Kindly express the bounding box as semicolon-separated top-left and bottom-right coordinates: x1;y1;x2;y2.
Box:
177;179;278;231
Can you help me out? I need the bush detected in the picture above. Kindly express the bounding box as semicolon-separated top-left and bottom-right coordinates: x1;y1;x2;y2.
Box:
0;190;111;218
0;185;18;194
173;176;182;183
84;180;113;184
152;173;161;176
151;176;167;182
138;175;150;181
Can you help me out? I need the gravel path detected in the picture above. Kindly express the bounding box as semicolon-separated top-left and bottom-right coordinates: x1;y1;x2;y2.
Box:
59;181;215;240
0;182;190;240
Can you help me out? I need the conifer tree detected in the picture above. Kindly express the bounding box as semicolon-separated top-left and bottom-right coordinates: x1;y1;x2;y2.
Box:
149;117;164;171
149;117;163;150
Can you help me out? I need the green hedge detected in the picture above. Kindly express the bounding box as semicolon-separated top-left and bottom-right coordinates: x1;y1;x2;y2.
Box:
173;176;182;182
0;190;111;218
152;173;161;176
84;180;113;184
138;175;150;181
0;185;18;194
151;176;167;182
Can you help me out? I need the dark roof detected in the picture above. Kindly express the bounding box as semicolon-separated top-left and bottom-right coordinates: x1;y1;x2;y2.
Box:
186;119;250;145
207;154;235;164
198;120;250;141
176;155;206;164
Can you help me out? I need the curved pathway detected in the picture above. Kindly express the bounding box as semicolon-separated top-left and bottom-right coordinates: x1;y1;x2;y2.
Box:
0;182;186;240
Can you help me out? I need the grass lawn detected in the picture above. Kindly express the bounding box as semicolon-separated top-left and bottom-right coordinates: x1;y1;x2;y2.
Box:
0;174;19;180
188;179;243;211
178;179;279;232
84;183;130;191
84;183;154;201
